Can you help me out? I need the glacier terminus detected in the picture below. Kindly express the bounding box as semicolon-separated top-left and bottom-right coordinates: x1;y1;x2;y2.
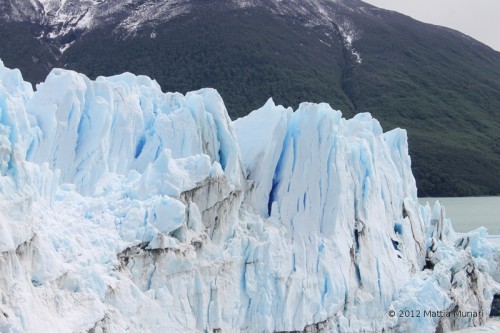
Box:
0;60;499;333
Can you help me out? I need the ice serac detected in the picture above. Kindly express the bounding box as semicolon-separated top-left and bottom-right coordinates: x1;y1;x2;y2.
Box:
0;60;499;333
25;69;242;195
236;102;429;331
0;61;35;253
233;98;292;217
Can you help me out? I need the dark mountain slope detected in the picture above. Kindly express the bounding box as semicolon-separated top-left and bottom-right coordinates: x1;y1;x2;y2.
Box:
0;21;57;84
341;9;500;196
0;0;499;196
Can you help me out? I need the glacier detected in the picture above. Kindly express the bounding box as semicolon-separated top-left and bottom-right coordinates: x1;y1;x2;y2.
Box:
0;59;499;333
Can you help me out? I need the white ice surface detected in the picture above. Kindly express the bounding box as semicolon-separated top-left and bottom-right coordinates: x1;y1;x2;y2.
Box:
455;317;500;332
0;59;499;333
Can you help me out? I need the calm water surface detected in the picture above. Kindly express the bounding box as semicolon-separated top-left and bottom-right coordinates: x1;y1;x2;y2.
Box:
418;196;500;235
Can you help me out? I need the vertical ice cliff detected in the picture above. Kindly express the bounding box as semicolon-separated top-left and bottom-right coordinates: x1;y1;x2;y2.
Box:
234;100;428;331
0;61;35;254
0;60;499;333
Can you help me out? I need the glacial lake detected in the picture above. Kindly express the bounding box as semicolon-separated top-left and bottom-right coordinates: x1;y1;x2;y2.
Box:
418;197;500;235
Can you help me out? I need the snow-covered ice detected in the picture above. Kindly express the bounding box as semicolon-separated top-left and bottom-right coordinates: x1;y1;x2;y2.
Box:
0;59;499;332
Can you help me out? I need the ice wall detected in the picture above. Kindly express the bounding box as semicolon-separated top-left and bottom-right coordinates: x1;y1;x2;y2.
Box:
25;69;243;196
234;100;428;331
0;60;499;333
0;61;36;246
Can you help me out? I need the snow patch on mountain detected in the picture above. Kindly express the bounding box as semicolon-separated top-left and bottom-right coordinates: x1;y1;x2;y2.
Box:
337;18;362;63
0;60;499;332
4;0;367;52
116;0;192;35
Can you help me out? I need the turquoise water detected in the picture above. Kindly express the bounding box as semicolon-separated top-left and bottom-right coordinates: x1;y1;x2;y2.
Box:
418;196;500;235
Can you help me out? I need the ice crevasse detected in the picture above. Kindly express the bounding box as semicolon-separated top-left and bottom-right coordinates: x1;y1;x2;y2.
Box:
0;60;499;333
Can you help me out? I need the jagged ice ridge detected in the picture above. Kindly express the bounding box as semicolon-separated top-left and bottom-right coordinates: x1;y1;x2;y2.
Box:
0;60;499;332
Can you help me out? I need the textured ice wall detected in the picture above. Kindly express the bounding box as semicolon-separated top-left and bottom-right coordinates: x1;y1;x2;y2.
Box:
0;62;247;332
0;62;35;253
234;100;428;331
0;60;499;333
25;68;243;196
